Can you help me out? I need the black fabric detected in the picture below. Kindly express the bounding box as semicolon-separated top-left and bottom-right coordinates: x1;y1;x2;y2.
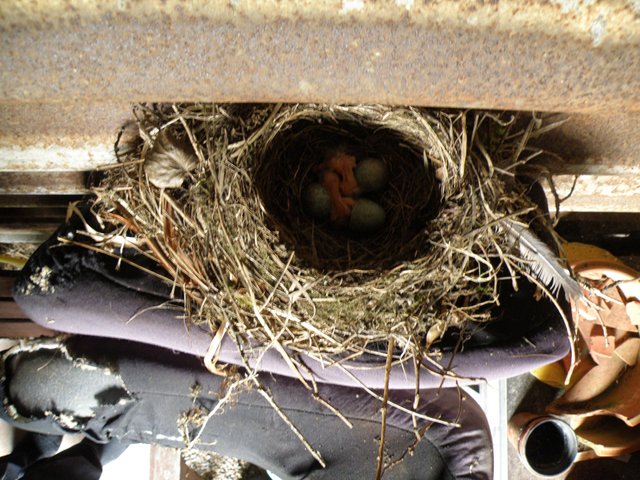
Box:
1;336;493;479
21;440;103;480
13;217;214;360
0;432;62;479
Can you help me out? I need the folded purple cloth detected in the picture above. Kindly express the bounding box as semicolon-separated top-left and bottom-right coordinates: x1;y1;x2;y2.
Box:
13;210;570;390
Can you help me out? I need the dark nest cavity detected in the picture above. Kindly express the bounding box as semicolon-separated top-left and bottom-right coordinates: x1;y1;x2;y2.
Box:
255;116;440;270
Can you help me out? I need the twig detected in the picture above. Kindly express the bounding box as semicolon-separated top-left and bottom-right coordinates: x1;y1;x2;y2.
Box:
126;300;184;325
234;340;326;468
255;386;326;468
187;377;249;449
518;268;576;385
375;337;395;480
57;238;173;285
334;363;460;426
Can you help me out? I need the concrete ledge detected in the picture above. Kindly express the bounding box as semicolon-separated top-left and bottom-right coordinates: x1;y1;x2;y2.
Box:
543;173;640;213
0;104;638;213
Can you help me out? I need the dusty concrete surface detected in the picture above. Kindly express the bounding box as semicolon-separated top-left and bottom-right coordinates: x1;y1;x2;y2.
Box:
1;1;639;112
0;172;87;194
4;103;639;168
0;102;131;147
1;103;639;211
2;2;639;178
0;101;129;173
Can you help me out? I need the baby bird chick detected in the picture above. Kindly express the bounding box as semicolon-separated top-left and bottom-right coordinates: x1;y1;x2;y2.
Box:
321;152;359;197
321;170;356;226
315;150;359;226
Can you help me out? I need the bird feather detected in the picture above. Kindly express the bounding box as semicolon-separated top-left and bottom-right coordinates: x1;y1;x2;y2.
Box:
502;219;584;302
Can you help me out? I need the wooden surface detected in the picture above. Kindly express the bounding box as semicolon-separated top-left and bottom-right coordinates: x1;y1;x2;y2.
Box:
149;445;205;480
0;273;15;297
0;271;55;337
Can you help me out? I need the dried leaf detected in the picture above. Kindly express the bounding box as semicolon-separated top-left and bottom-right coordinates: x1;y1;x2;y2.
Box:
145;131;197;188
554;354;626;404
576;416;640;457
614;337;640;367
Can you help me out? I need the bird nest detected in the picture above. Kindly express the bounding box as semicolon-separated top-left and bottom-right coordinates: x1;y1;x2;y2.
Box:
78;103;575;469
88;103;561;365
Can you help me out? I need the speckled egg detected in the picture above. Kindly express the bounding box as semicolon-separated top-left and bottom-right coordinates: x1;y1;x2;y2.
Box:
354;157;389;194
303;183;331;220
349;199;386;234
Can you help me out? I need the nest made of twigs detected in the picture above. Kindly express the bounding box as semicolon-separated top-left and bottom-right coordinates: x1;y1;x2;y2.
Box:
89;103;554;367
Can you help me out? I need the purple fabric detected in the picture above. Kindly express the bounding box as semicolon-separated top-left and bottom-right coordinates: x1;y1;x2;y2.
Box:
13;215;570;390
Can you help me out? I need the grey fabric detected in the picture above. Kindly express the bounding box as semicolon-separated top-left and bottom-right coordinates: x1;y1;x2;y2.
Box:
7;347;131;420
